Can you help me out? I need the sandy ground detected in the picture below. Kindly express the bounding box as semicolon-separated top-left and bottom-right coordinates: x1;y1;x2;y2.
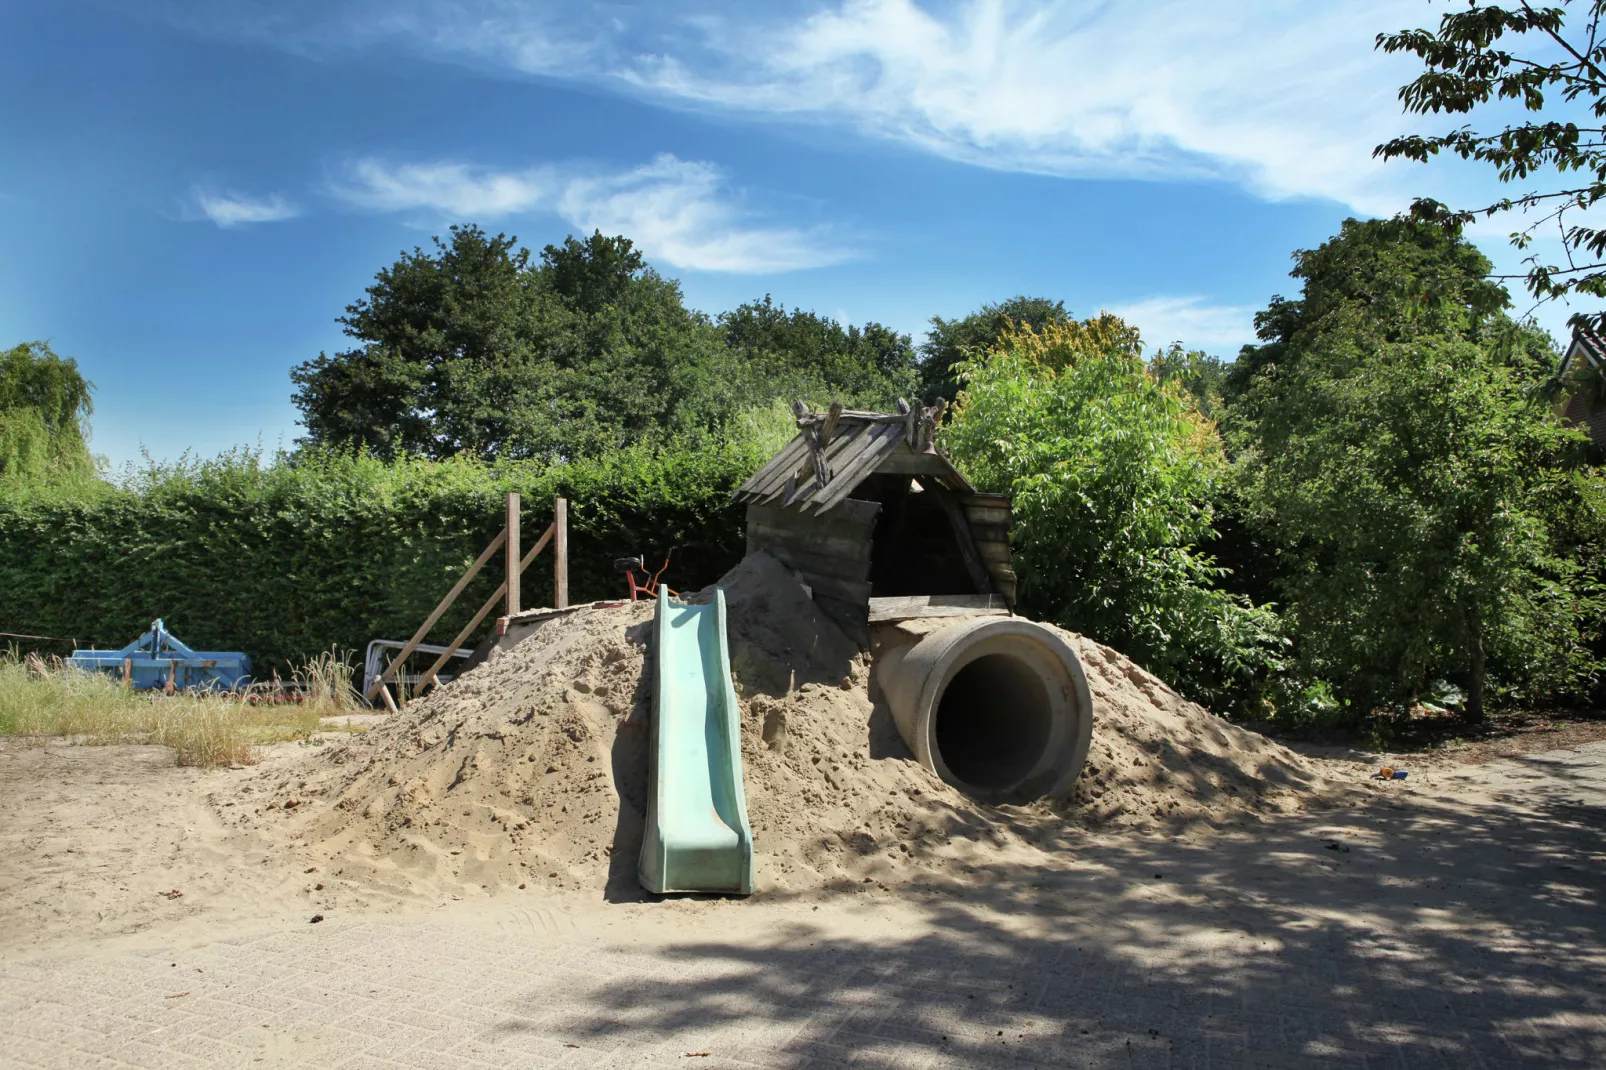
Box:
0;724;1536;954
3;739;1604;1067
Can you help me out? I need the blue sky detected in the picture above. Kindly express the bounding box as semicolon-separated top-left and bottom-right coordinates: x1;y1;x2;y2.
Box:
0;1;1580;467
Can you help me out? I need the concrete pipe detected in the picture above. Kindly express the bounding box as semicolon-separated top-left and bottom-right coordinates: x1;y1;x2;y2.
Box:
874;617;1094;803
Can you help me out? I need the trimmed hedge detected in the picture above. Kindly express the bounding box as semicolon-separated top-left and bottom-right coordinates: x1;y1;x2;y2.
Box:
0;444;758;674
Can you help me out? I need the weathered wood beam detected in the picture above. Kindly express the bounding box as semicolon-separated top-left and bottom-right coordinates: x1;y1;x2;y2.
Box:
916;476;996;596
366;526;507;700
868;594;1010;622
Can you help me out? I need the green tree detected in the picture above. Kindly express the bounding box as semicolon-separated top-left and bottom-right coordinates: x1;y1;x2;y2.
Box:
1376;1;1606;328
717;295;917;409
942;319;1284;711
1148;345;1228;419
917;296;1071;403
291;227;730;462
1224;218;1510;403
0;341;97;484
1230;218;1597;722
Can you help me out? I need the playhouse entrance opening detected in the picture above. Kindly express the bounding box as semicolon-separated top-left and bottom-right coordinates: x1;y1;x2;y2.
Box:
854;474;976;597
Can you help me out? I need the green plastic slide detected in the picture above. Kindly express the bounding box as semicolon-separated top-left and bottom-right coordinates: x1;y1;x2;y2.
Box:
638;587;756;895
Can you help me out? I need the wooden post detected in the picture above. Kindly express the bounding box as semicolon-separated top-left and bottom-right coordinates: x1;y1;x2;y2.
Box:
554;497;569;609
363;526;507;701
415;522;556;695
122;657;132;690
505;492;521;617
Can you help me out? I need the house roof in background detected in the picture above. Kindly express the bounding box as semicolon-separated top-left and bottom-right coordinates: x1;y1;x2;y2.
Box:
1562;326;1606;376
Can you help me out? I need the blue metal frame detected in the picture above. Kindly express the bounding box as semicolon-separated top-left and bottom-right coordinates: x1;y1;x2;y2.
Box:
68;619;251;691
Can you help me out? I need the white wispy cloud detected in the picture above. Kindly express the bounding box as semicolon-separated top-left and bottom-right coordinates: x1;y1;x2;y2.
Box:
1107;295;1260;353
330;153;857;274
332;159;555;216
190;187;301;227
186;0;1490;215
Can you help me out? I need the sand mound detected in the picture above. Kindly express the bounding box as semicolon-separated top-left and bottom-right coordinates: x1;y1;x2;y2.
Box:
232;552;1348;898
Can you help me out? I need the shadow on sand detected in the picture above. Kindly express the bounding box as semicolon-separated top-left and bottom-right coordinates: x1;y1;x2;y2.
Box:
527;786;1606;1067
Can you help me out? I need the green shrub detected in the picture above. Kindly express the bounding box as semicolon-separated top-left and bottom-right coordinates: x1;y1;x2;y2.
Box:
0;439;758;675
942;322;1286;714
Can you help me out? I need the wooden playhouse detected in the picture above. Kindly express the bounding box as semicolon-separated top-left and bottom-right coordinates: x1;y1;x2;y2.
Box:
735;400;1015;646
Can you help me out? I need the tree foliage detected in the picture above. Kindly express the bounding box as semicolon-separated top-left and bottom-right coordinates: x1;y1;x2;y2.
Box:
291;227;735;462
917;296;1071;403
292;229;918;463
0;341;97;484
1376;1;1606;327
718;295;916;409
942;319;1285;712
0;440;760;673
1230;218;1599;721
1148;345;1228;420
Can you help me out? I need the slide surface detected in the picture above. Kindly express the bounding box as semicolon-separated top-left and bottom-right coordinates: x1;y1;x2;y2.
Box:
638;587;756;895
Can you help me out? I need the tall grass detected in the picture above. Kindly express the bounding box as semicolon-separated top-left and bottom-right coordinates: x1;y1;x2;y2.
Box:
291;649;360;714
0;652;355;767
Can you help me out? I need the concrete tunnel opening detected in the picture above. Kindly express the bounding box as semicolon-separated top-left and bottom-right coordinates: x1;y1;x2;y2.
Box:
874;616;1095;803
933;653;1053;793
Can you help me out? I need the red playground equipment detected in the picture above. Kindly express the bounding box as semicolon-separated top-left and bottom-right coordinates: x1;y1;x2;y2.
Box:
614;550;677;602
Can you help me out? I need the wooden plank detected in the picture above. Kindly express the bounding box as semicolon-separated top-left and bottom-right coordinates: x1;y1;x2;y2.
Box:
962;504;1011;525
417;521;555;694
366;525;507;699
968;525;1011;546
976;541;1012;565
747;523;872;565
873;450;962;477
784;420;880;505
750;537;873;584
917;476;995;595
738;434;806;494
554;497;569;609
748;505;876;544
810;422;904;514
742;436;809;500
505;492;521;617
823;497;882;526
934;463;974;492
757;422;869;505
820;401;843;445
747;501;878;541
868;594;1011;622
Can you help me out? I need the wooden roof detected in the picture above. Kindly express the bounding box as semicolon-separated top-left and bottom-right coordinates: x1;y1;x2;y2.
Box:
735;400;972;515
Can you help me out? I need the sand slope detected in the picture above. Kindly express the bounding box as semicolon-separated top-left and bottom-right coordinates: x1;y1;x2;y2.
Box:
233;553;1349;898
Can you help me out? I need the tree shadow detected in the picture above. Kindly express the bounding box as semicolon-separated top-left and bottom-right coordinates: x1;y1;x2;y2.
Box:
522;790;1606;1066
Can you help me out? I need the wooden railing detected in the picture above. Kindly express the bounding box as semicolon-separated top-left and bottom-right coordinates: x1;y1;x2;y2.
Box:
364;493;569;709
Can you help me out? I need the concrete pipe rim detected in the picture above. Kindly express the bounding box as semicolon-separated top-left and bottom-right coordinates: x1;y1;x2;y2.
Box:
910;618;1094;803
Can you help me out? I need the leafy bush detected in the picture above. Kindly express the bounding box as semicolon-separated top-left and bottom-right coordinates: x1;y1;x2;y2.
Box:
942;321;1285;713
0;439;760;675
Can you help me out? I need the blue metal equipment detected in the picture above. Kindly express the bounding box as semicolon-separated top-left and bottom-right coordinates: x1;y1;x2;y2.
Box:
68;619;251;692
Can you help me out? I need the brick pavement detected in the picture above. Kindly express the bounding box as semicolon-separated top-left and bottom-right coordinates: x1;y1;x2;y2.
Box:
4;744;1605;1069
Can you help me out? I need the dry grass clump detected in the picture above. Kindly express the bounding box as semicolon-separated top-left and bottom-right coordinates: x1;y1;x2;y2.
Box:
0;652;346;767
291;650;361;717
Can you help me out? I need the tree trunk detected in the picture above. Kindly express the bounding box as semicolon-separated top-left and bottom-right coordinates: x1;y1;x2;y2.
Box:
1465;602;1486;724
